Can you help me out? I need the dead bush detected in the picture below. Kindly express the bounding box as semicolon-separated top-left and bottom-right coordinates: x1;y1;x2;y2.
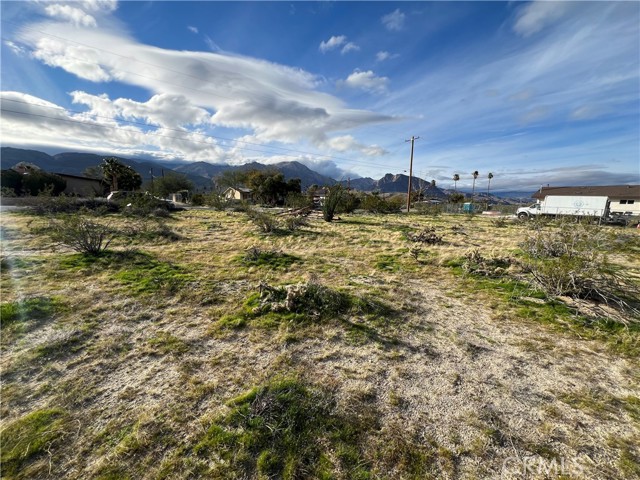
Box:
521;223;639;319
406;227;443;244
255;280;350;318
462;249;515;277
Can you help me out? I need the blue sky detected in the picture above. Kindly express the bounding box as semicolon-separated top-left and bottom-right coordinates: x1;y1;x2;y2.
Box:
1;1;638;192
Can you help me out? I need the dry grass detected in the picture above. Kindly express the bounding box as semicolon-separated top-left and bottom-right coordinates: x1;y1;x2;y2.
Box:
1;209;639;479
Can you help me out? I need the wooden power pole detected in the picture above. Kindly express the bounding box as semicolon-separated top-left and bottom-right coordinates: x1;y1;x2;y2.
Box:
405;136;419;213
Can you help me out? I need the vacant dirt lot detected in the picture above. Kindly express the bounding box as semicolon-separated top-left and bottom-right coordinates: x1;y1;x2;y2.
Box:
1;208;639;479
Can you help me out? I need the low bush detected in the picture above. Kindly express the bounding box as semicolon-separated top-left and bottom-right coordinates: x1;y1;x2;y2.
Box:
521;223;639;319
462;249;515;277
49;215;116;255
406;227;443;244
247;209;278;233
360;193;403;214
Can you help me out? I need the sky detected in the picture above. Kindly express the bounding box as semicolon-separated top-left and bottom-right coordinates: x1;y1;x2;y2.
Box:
1;0;639;193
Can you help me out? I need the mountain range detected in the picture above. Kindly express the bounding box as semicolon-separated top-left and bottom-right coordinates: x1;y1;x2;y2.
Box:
1;147;456;197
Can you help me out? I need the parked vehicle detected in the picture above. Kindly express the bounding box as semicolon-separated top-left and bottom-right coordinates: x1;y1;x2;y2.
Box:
516;195;628;225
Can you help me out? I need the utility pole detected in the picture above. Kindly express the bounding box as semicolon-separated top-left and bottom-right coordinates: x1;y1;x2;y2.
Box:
405;136;419;213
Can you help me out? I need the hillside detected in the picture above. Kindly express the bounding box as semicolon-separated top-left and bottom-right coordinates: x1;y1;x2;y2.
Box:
1;206;639;479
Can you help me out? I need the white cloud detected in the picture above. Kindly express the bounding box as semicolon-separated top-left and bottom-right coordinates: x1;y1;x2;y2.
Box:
326;135;386;156
0;91;225;162
381;9;406;31
513;1;570;37
341;42;360;55
187;26;198;34
44;4;97;28
319;35;346;53
340;70;389;94
375;51;398;62
4;40;27;56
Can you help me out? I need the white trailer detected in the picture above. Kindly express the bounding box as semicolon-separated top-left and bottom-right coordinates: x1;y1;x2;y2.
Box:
517;195;610;219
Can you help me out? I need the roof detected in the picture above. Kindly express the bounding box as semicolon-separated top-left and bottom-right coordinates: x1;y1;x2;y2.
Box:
54;172;106;183
224;186;253;193
532;185;640;200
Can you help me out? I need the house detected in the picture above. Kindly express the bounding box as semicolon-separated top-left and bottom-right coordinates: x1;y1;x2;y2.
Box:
223;186;253;201
532;185;640;215
55;173;108;197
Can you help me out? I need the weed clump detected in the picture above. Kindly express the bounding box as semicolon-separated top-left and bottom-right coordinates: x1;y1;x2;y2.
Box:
256;280;350;318
462;249;515;277
405;226;443;244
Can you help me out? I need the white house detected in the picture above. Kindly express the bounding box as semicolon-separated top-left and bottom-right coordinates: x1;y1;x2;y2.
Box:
224;187;253;201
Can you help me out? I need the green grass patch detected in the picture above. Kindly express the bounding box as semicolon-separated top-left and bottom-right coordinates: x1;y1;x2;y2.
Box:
375;254;403;272
234;246;301;270
57;251;193;295
190;376;373;479
0;408;68;478
1;297;61;327
146;332;190;356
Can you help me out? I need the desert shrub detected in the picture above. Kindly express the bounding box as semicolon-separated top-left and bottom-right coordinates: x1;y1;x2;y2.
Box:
323;185;344;222
337;190;360;214
256;280;351;318
247;209;278;233
406;227;443;244
282;215;308;231
120;194;173;217
204;192;228;210
360;193;402;214
521;224;639;317
462;249;515;277
190;193;205;206
49;216;116;255
122;219;181;242
284;192;313;210
1;186;17;197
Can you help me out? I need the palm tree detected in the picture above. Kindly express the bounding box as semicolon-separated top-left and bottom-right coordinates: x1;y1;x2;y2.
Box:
452;173;460;191
471;171;479;199
487;172;494;198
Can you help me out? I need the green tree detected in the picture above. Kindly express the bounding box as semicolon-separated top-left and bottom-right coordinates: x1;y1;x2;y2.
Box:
101;157;142;191
471;171;479;199
0;169;23;196
453;174;460;191
323;185;344;221
144;173;194;198
448;192;465;203
21;171;66;196
487;172;494;198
